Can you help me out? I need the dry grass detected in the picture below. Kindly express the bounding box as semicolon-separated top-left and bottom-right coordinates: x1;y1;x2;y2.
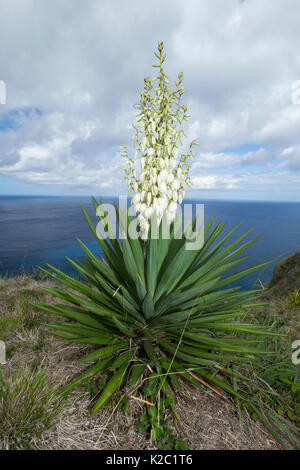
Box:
0;276;285;450
31;381;280;451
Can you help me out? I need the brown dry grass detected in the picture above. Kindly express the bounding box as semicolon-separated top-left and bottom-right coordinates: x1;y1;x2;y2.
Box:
0;275;283;450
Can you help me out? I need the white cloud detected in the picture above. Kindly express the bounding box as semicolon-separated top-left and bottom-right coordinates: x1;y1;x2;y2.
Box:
0;0;300;199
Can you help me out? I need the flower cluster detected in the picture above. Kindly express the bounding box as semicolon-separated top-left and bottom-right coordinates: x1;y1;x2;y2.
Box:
121;42;198;240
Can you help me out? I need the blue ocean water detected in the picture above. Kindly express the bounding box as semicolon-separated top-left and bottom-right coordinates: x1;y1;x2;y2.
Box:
0;195;299;290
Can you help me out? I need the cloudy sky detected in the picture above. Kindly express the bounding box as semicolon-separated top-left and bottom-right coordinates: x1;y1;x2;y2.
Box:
0;0;300;201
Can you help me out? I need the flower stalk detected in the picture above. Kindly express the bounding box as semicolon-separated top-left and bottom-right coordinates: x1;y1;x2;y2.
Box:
121;41;199;239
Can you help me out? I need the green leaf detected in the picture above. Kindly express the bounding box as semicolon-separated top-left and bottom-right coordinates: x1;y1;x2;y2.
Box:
142;294;155;320
81;342;129;363
130;363;146;387
63;357;113;394
91;362;129;414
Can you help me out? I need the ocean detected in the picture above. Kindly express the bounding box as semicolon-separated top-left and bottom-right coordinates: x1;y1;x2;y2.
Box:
0;195;300;290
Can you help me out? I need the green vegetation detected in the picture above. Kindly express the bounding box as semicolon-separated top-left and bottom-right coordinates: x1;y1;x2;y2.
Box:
34;42;299;450
0;271;298;449
0;365;68;450
0;43;299;450
36;204;299;449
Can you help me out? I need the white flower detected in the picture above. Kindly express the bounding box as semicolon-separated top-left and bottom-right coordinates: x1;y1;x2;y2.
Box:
172;190;178;202
132;193;141;205
138;213;146;225
150;173;157;185
167;173;174;184
172;179;180;191
145;206;153;219
158;158;165;170
135;202;141;213
168;158;176;169
134;181;139;192
158;170;168;183
152;197;158;208
140;203;147;214
148;147;155;157
152;185;158;196
159;197;168;210
141;157;145;168
150;168;157;185
159;182;167;195
169;201;177;214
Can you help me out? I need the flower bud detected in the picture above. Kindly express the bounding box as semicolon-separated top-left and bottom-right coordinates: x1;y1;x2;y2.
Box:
168;158;176;169
172;179;180;191
142;136;148;149
150;172;157;185
167;172;175;184
160;182;167;195
159;158;165;170
152;185;158;196
132;193;141;205
159;169;168;182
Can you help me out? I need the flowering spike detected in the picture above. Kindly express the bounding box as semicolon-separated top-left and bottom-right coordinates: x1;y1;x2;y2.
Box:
121;42;199;239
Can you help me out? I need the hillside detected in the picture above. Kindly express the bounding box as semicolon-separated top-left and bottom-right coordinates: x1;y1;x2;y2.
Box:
0;266;299;450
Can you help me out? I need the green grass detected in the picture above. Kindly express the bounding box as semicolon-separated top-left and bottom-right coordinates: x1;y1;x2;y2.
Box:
0;365;69;450
0;286;47;341
0;275;299;449
230;297;300;447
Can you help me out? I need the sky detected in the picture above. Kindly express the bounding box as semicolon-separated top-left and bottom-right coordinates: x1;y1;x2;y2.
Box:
0;0;300;201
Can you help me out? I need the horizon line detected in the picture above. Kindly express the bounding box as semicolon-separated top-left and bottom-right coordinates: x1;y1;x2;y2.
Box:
0;194;300;204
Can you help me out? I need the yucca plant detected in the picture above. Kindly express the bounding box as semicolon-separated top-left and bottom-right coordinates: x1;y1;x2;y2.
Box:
37;204;278;445
36;42;296;449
